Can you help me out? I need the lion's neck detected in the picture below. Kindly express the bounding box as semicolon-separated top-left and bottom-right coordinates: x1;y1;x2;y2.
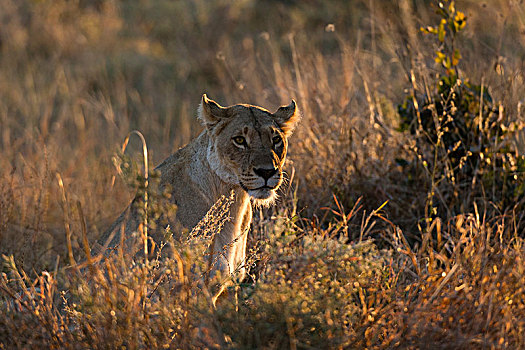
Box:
191;132;252;260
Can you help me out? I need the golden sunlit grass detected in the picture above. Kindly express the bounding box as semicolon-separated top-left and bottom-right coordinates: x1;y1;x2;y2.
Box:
1;0;525;348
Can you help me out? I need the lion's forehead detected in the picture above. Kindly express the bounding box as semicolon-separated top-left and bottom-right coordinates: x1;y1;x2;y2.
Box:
217;106;282;140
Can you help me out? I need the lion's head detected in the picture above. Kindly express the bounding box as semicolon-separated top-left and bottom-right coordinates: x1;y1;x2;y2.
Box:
198;94;299;205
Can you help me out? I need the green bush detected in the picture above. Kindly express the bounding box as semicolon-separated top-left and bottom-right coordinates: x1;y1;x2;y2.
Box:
398;0;525;220
215;228;392;348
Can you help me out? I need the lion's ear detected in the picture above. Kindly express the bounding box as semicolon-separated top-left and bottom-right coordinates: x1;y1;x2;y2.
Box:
273;100;299;137
198;94;227;129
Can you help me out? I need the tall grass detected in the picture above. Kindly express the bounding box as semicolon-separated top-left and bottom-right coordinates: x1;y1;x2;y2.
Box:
1;0;525;348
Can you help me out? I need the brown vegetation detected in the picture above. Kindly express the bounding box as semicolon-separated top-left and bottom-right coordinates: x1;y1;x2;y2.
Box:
1;0;525;348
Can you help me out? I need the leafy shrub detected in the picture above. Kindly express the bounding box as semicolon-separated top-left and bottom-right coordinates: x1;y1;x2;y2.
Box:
215;218;392;349
398;0;525;220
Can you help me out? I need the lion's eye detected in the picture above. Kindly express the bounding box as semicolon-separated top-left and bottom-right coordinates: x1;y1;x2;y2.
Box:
232;136;247;147
272;136;282;146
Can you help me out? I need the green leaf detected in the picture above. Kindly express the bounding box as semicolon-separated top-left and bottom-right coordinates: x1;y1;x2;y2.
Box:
438;19;446;42
435;51;446;64
448;1;455;13
443;56;451;69
452;49;461;66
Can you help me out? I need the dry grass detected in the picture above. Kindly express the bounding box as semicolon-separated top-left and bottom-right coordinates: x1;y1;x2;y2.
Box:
1;0;525;348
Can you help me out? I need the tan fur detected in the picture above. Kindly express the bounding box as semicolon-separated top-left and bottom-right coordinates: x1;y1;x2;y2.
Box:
96;94;299;301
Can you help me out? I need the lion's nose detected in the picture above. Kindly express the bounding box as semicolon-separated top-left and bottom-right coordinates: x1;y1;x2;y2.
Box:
254;167;277;181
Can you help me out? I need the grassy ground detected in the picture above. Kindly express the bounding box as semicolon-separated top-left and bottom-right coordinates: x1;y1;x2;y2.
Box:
1;0;525;348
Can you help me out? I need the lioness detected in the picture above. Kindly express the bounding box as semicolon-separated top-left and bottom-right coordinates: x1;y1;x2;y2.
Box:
97;94;299;302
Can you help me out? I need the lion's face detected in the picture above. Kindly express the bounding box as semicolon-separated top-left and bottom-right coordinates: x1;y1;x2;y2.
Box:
199;95;299;205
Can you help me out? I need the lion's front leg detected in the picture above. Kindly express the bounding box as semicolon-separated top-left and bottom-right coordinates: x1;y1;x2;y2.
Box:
209;209;251;305
207;236;233;306
204;192;251;306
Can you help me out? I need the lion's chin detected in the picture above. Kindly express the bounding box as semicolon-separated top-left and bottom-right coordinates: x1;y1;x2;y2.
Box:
248;187;275;199
247;188;277;206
